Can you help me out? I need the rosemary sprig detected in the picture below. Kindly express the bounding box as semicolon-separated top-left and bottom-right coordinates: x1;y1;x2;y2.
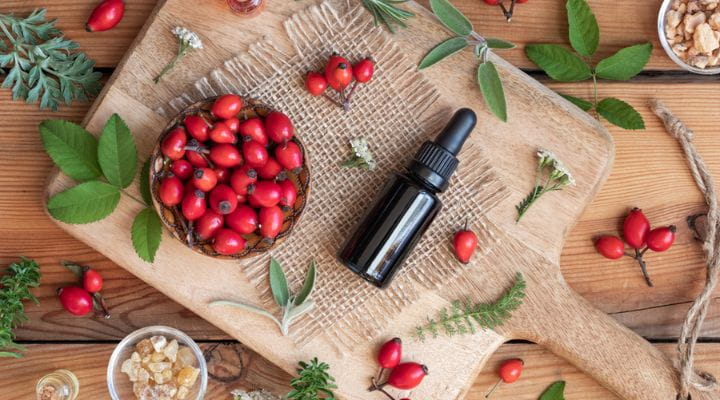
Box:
288;358;337;400
414;272;525;340
0;257;41;358
362;0;415;33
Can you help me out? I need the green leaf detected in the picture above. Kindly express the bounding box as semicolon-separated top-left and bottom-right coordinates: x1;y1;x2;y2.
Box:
131;208;162;263
269;258;290;308
558;92;593;111
566;0;599;57
596;97;645;130
477;61;507;122
525;44;592;82
39;119;101;181
98;114;137;188
294;260;317;306
429;0;473;36
419;37;468;70
47;181;120;223
485;38;515;49
595;43;653;80
540;380;566;400
209;300;282;329
139;158;152;206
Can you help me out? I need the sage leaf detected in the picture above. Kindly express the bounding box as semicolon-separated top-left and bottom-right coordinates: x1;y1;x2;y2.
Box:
419;36;468;70
539;380;566;400
209;300;282;330
566;0;599;57
47;181;120;224
98;114;137;188
477;61;507;122
131;208;162;263
287;300;315;323
429;0;473;36
595;43;653;80
39;119;101;181
485;38;515;49
269;258;290;307
525;44;592;82
558;92;593;111
596;97;645;130
294;260;317;306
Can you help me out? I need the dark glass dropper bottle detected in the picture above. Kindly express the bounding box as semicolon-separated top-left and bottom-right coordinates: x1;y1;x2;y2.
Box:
338;108;477;288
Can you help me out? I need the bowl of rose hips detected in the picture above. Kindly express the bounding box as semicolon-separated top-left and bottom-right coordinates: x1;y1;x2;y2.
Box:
149;94;310;258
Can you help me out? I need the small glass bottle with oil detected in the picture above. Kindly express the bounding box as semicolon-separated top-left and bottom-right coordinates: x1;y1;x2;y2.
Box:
36;369;79;400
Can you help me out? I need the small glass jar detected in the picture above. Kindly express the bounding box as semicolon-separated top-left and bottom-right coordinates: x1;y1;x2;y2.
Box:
226;0;266;17
36;369;80;400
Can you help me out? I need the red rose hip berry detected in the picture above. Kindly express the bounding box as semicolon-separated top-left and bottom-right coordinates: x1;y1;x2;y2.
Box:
377;337;402;369
185;150;209;168
226;205;259;235
210;143;243;168
209;121;237;144
192;168;218;192
623;208;650;249
213;228;247;255
58;286;93;316
214;167;230;184
257;158;284;180
170;160;193;180
159;175;184;206
265;111;294;144
225;117;240;133
453;227;478;264
182;190;207;221
249;181;282;208
161;127;187;160
595;235;625;260
195;209;224;240
325;54;353;91
211;94;244;120
86;0;125;32
275;141;303;171
238;118;268;146
646;226;676;252
387;362;428;390
83;269;103;293
209;184;238;215
352;58;375;83
279;179;297;211
184;114;210;142
486;358;524;398
259;205;284;239
305;72;328;96
230;165;257;195
243;140;269;168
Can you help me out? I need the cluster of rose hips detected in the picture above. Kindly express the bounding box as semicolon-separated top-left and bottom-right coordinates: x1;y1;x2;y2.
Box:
369;338;428;399
58;263;109;318
305;54;375;111
159;94;303;256
595;208;677;287
483;0;528;22
485;358;524;398
453;221;479;264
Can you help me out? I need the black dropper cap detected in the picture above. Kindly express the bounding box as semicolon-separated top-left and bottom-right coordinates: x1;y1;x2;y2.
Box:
408;108;477;192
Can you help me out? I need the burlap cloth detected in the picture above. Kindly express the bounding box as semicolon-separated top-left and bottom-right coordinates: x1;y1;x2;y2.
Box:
159;1;507;346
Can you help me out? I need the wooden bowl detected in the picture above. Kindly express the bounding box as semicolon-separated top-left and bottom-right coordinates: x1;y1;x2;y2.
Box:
149;97;310;259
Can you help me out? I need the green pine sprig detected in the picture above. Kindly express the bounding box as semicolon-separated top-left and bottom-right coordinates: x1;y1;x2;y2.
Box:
415;272;525;341
525;0;650;130
362;0;415;34
0;9;101;110
0;257;41;358
288;358;337;400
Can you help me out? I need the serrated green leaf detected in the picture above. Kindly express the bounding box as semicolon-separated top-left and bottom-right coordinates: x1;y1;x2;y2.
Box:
540;380;566;400
39;119;102;181
596;97;645;130
98;114;137;188
525;44;592;82
294;260;317;306
566;0;599;57
485;38;515;49
558;92;593;111
419;36;468;70
269;258;290;308
595;43;652;80
429;0;473;36
140;158;152;206
131;208;162;263
477;61;507;122
47;181;120;223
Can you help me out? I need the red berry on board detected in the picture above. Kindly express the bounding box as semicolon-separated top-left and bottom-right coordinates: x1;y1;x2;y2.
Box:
238;118;268;146
209;184;238;215
209;121;237;144
185;150;209;168
305;72;328;96
226;205;259;234
259;205;284;239
211;94;244;120
195;209;224;240
352;58;375;83
184;114;211;142
243;140;269;168
275;141;303;171
483;0;500;4
215;167;230;184
257;157;284;180
230;165;258;195
265;111;294;144
182;190;207;221
249;181;282;208
170;160;193;180
646;226;676;252
278;179;297;211
159;175;184;206
225;117;240;133
595;235;625;260
161;127;187;160
377;337;402;369
516;0;528;3
325;54;353;91
82;269;103;293
623;208;650;249
387;362;428;390
453;227;478;264
210;143;243;168
193;168;218;192
213;228;247;255
86;0;125;32
498;359;523;383
58;286;93;316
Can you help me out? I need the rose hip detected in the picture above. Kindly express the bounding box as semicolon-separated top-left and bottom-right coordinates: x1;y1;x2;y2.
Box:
387;362;428;390
192;168;218;192
211;94;243;120
325;54;353;91
159;175;184;206
210;143;243;168
646;226;676;252
623;208;650;249
257;158;284;180
259;205;284;239
278;179;297;211
352;58;375;83
226;205;259;234
86;0;125;32
83;269;103;293
238;118;268;146
486;358;524;398
377;337;402;369
182;190;207;221
243;140;269;168
58;286;93;316
453;226;478;264
249;181;281;208
595;235;625;260
225;117;240;133
209;184;238;215
213;228;247;255
184;114;210;142
214;167;230;184
275;141;303;171
170;160;193;180
265;111;294;144
161;127;187;160
305;72;328;96
185;150;209;168
195;209;224;240
209;121;236;144
230;165;257;195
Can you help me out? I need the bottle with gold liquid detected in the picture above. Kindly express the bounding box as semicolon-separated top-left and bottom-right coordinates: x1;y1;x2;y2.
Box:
36;369;79;400
226;0;265;17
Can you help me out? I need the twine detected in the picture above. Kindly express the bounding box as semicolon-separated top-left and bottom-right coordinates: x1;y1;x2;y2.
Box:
650;99;720;399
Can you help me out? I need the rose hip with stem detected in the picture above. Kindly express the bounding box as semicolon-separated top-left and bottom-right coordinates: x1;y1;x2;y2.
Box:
453;219;478;264
485;358;523;398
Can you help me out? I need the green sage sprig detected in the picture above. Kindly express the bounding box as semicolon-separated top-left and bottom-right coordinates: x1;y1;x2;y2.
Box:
525;0;651;130
516;149;575;222
210;258;317;336
288;358;337;400
0;257;41;358
419;0;513;122
362;0;415;33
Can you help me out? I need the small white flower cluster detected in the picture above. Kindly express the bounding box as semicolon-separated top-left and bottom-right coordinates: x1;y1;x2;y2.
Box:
172;26;203;49
536;148;575;186
343;137;377;170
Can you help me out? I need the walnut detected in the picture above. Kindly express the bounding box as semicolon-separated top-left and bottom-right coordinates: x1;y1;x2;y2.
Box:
694;23;719;53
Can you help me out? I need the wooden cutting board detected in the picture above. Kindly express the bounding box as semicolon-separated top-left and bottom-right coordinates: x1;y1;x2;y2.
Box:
45;1;711;399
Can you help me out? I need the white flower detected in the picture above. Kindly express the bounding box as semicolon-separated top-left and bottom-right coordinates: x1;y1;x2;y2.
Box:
172;26;203;49
348;137;376;169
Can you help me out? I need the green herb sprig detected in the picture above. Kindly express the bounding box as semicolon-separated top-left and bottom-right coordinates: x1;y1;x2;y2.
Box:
210;258;317;336
362;0;415;33
40;115;163;263
414;272;525;340
0;9;101;110
419;0;514;122
525;0;651;130
288;358;337;400
516;149;575;222
0;257;41;358
540;380;566;400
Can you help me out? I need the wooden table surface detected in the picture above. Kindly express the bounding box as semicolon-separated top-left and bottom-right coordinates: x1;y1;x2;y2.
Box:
1;0;719;399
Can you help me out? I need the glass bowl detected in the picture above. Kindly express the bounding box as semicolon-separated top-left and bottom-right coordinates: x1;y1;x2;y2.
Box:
107;326;208;400
657;0;720;74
